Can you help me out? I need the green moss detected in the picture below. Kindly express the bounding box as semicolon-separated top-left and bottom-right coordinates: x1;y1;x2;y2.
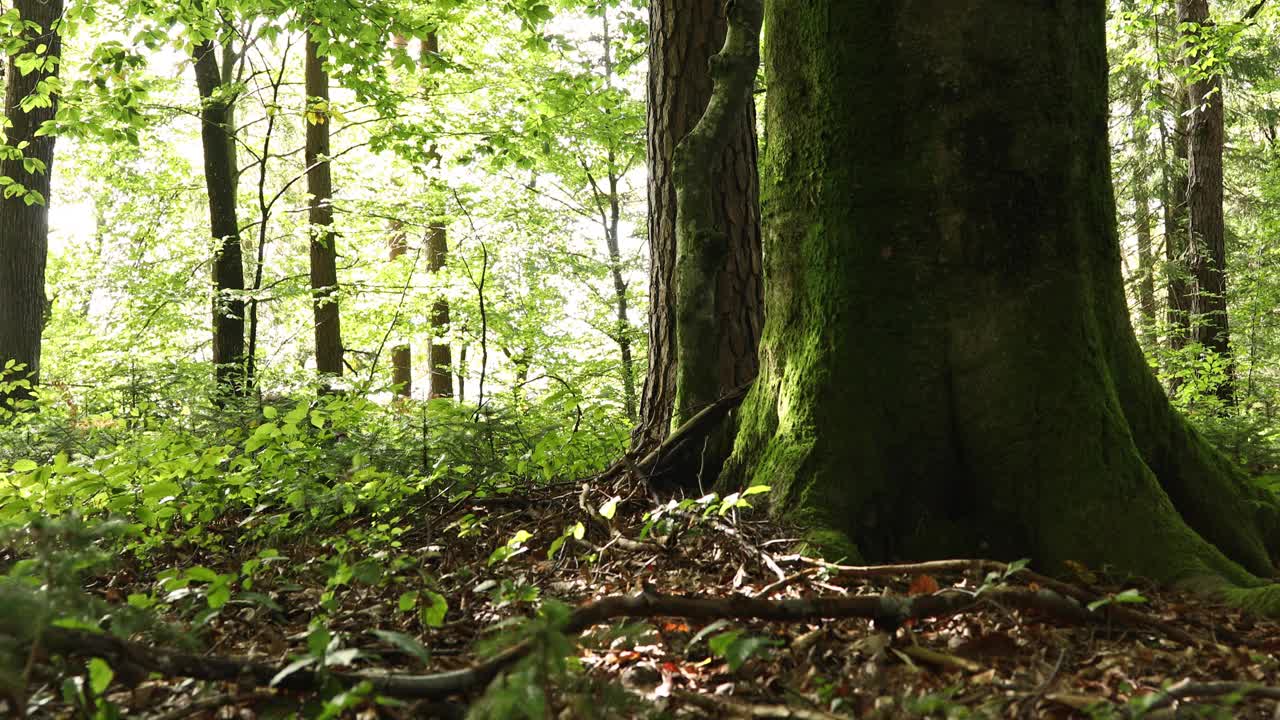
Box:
720;0;1280;617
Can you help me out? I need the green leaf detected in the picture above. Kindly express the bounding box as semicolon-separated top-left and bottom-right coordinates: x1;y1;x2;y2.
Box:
708;630;776;672
270;656;317;687
398;590;419;612
371;629;431;666
421;590;448;627
307;627;333;659
88;657;114;695
11;459;38;472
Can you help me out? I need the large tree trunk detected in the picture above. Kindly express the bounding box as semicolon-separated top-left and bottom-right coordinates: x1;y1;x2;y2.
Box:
0;0;62;406
306;32;344;378
636;0;762;449
1178;0;1232;402
193;39;247;396
723;0;1280;598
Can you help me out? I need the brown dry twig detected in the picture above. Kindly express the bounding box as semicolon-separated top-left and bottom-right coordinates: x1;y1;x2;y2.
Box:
9;584;1178;701
781;556;1198;645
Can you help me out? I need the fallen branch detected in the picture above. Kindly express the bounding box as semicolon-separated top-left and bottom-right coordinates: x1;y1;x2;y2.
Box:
1136;679;1280;713
780;556;1198;645
15;583;1165;701
673;689;845;719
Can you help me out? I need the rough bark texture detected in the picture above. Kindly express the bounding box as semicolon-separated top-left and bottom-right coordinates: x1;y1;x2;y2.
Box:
723;0;1280;604
672;0;762;429
0;0;62;405
306;33;343;378
636;0;762;448
193;40;247;396
388;219;412;398
1178;0;1232;401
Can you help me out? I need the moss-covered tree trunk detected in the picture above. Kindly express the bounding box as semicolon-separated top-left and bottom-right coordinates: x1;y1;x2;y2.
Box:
636;0;762;450
724;0;1280;597
0;0;62;406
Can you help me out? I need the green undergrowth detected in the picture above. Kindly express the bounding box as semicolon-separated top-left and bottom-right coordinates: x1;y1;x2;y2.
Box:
0;377;627;556
0;369;633;716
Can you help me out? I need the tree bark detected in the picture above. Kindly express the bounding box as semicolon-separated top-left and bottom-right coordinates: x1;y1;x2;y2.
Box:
306;31;343;378
193;39;247;396
723;0;1280;600
604;165;637;419
424;32;454;400
1130;96;1157;348
598;13;637;421
388;219;412;398
0;0;62;406
1164;91;1193;353
426;218;453;400
636;0;762;448
1178;0;1232;402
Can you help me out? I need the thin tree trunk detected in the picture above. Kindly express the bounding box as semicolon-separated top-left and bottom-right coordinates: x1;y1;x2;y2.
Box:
637;0;763;448
1178;0;1232;403
598;14;637;420
427;218;453;399
1164;93;1192;353
0;0;62;406
424;32;454;400
388;219;412;397
605;165;637;420
193;39;247;396
1131;96;1157;347
306;31;343;377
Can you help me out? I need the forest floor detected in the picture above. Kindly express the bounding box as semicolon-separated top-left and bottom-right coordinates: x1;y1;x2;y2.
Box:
21;475;1280;719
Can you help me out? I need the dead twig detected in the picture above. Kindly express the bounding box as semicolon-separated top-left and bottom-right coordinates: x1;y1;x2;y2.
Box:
11;584;1174;701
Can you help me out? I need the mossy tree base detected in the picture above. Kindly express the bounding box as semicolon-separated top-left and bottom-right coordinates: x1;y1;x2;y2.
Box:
723;0;1279;602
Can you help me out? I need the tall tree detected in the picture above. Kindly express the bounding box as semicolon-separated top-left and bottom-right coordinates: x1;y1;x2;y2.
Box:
1164;92;1194;353
306;27;344;377
388;219;412;397
722;0;1280;600
0;0;63;406
389;34;413;398
636;0;762;448
594;10;637;420
192;38;247;395
1130;92;1158;348
423;32;454;400
1178;0;1232;401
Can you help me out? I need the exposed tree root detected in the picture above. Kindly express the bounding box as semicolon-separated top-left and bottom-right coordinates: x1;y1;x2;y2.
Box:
10;578;1197;702
603;381;751;489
